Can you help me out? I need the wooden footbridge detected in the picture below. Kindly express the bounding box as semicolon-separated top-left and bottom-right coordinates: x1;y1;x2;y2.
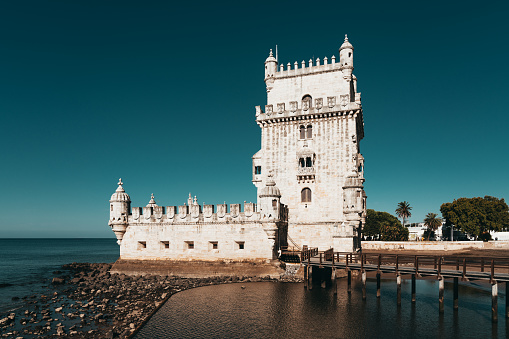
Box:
295;247;509;322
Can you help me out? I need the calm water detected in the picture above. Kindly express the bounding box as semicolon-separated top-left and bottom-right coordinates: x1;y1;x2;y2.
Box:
0;238;119;314
136;279;508;339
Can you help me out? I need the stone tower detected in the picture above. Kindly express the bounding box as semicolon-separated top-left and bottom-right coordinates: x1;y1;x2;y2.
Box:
108;178;131;245
252;35;366;252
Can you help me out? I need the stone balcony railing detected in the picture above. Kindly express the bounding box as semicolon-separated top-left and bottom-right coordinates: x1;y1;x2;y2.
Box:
298;167;315;175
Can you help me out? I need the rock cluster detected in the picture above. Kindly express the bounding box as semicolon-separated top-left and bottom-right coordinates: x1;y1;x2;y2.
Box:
0;263;284;338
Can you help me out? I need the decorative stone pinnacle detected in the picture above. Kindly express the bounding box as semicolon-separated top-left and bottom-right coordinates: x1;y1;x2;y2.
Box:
269;49;273;57
118;178;123;186
149;193;156;204
344;34;349;42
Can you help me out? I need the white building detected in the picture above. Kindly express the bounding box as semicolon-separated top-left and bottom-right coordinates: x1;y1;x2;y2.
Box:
108;36;367;261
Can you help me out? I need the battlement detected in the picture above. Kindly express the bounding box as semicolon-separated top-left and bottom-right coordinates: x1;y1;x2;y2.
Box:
126;201;270;224
274;55;343;79
255;94;362;123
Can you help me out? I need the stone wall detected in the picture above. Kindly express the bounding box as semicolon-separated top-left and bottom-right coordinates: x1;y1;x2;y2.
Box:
110;259;284;278
120;221;277;261
362;241;509;251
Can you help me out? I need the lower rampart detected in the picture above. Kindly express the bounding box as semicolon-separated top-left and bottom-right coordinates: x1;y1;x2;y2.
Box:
110;259;285;278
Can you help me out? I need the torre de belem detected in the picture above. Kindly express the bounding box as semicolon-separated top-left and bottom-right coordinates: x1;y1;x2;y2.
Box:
108;36;366;262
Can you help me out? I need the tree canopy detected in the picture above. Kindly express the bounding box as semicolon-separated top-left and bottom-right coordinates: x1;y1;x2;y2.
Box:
440;196;509;240
363;209;408;241
395;201;412;227
423;212;442;241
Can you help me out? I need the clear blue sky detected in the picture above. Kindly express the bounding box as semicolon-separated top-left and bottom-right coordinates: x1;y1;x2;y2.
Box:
1;0;508;238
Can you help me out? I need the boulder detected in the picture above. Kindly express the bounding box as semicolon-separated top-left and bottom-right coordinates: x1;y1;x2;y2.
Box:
52;277;65;285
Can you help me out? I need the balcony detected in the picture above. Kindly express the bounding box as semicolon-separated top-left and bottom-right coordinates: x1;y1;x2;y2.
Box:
298;166;315;175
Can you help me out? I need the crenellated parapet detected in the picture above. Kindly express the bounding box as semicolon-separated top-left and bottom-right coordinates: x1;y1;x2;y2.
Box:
275;55;341;79
129;201;265;225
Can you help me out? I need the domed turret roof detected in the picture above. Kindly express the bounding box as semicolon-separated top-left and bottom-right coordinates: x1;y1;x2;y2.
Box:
146;193;158;207
340;34;354;51
259;177;281;197
265;49;277;63
110;178;131;202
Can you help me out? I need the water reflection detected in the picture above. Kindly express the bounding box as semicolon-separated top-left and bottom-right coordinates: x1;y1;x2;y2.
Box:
135;277;507;339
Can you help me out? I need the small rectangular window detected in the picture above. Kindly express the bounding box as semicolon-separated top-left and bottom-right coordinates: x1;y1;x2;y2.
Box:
138;241;146;250
237;241;245;250
161;241;170;249
185;241;194;250
209;241;218;250
255;166;262;175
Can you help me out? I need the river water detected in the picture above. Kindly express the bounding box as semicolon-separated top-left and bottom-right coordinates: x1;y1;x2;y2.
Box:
136;278;508;339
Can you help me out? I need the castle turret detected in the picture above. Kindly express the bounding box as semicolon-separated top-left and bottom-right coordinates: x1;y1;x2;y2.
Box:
264;49;277;92
109;178;131;245
339;35;354;79
258;176;281;219
146;193;158;207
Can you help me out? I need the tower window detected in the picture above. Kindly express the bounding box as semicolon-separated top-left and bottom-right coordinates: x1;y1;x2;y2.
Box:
255;166;262;175
300;125;313;139
110;205;113;211
301;188;312;203
305;157;313;167
272;199;278;209
299;158;305;167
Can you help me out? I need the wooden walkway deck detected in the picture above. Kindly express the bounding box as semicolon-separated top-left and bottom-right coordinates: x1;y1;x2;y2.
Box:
298;248;509;321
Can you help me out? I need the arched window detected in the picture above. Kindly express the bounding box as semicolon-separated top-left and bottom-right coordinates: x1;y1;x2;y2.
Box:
300;125;306;139
306;125;312;139
299;158;305;167
272;199;278;209
301;188;312;203
110;204;113;211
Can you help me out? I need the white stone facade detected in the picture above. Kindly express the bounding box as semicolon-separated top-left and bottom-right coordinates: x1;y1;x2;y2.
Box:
254;35;366;252
108;36;366;260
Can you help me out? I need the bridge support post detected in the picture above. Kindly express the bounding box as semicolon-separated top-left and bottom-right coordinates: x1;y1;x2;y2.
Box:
332;268;337;295
308;266;313;290
396;274;401;306
411;274;416;303
492;281;498;323
439;277;444;314
347;270;352;294
453;277;459;310
506;282;509;318
362;270;366;300
321;268;326;289
376;272;381;298
304;265;308;289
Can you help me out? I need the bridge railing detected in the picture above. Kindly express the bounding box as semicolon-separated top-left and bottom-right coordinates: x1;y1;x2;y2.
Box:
301;247;318;262
303;250;509;281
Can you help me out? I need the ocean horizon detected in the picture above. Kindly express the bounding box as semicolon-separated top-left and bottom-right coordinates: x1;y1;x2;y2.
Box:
0;238;119;314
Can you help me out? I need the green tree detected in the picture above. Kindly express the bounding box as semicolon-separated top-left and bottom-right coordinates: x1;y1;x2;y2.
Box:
440;196;509;240
423;212;442;241
363;209;406;240
380;224;409;241
395;201;412;227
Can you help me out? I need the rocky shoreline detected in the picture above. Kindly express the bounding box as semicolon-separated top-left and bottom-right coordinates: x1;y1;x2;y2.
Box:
1;262;302;338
